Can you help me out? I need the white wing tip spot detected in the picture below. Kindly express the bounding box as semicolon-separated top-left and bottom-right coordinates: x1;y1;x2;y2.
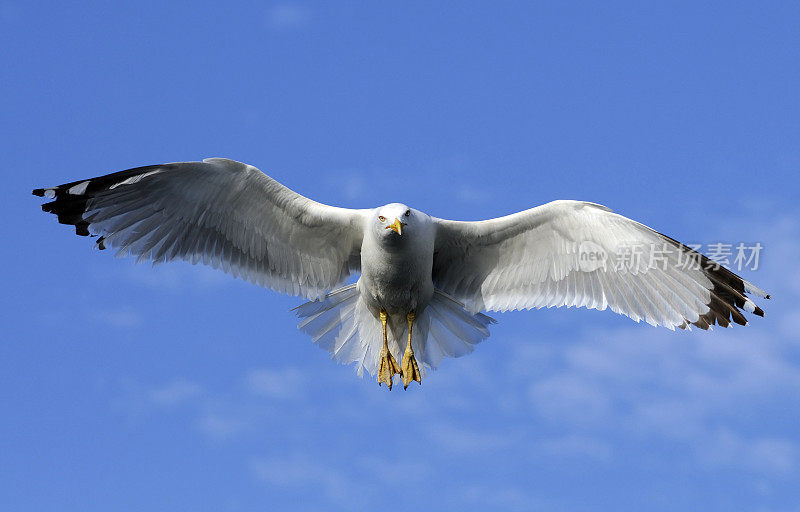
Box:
68;181;90;195
108;170;161;189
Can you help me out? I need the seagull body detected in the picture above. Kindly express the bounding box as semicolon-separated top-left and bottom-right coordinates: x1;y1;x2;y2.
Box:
33;158;769;389
360;203;434;317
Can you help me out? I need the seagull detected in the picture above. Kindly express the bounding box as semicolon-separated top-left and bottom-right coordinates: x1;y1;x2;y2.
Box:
33;158;770;390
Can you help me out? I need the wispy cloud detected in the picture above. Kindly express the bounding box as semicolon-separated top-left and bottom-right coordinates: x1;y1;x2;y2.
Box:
698;430;799;474
528;373;613;427
521;324;800;467
111;378;203;420
91;305;142;328
196;413;250;440
322;169;391;204
451;484;551;512
517;213;800;472
427;422;518;454
455;184;492;205
536;434;613;461
149;380;202;406
343;175;367;201
266;4;309;29
121;261;233;292
250;454;356;503
244;367;306;400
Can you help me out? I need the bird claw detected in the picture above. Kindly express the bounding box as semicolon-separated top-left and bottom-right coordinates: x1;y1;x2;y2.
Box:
401;347;421;389
378;345;401;390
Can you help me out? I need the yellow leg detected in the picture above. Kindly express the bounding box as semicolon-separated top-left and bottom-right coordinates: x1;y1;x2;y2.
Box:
377;310;401;389
401;311;422;389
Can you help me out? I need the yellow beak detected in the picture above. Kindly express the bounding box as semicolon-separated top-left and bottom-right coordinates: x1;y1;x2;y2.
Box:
386;217;406;235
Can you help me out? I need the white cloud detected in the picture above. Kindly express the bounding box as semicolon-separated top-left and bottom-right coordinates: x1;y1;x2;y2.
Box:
342;175;365;201
454;484;550;512
455;185;491;205
92;306;142;328
536;435;613;460
266;4;309;29
196;413;250;440
110;378;202;420
355;455;431;486
698;430;799;474
149;380;202;406
319;171;369;203
528;373;613;426
250;454;355;502
244;367;306;399
122;261;232;292
426;422;517;454
522;323;800;458
516;211;800;472
778;308;800;339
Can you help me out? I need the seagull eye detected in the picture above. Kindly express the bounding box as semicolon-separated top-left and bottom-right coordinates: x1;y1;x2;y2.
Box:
378;216;386;222
405;210;411;217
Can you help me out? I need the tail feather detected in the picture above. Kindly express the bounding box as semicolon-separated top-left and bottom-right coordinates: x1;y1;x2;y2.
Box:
428;301;491;345
427;315;465;359
332;320;362;365
294;286;495;379
310;303;358;349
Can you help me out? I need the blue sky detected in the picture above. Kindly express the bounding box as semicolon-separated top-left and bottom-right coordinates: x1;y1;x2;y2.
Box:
3;1;799;510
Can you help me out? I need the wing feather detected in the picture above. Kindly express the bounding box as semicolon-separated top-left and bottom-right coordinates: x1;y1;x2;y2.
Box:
34;158;367;299
432;200;769;329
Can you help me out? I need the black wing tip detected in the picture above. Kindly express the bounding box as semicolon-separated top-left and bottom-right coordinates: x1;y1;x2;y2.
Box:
656;230;768;330
74;223;91;236
690;285;757;330
33;165;167;240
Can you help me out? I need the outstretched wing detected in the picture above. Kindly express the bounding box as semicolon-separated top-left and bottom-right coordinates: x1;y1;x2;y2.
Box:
432;200;769;330
34;158;367;299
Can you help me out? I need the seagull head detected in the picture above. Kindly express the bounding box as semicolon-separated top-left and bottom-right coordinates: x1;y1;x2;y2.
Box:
375;203;413;239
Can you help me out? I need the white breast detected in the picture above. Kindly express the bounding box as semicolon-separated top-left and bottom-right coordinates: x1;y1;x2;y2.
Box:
358;217;436;315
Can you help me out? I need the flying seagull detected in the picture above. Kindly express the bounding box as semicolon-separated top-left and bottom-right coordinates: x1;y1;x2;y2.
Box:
33;158;769;389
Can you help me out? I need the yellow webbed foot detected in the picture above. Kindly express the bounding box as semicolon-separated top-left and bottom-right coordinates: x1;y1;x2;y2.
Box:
378;343;401;390
377;310;401;390
401;311;422;389
401;346;421;389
